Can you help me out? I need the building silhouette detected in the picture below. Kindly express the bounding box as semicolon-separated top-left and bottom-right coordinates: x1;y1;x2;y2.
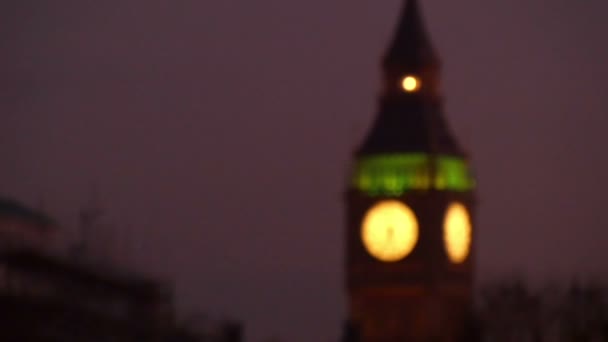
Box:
0;198;242;342
0;198;56;252
342;1;477;341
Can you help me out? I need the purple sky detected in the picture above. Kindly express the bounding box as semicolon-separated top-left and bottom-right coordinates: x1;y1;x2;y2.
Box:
2;0;608;341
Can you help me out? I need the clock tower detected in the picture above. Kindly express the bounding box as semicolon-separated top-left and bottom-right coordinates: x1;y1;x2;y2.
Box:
343;1;477;341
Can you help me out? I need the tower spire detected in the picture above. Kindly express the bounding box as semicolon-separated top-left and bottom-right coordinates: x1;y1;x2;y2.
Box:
383;0;439;69
355;0;463;157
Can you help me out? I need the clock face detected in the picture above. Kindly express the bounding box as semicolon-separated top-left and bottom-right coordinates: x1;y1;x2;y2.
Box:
361;200;419;262
443;202;472;264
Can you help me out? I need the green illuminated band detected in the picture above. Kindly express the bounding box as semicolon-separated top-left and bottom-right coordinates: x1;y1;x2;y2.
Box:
352;153;475;196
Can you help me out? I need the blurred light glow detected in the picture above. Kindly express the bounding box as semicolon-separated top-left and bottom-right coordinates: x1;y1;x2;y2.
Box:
402;76;420;92
443;202;472;264
352;153;476;196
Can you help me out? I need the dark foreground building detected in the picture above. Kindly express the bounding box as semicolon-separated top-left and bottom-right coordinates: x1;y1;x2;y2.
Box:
342;1;478;341
0;198;242;342
0;247;176;341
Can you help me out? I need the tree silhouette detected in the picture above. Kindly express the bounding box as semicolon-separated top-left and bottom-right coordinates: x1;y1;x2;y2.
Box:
477;278;608;342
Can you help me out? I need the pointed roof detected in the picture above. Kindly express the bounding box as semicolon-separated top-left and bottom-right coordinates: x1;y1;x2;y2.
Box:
383;0;439;68
356;99;463;156
356;0;464;157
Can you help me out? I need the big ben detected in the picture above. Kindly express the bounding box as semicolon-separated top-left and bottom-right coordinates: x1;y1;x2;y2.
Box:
343;1;477;341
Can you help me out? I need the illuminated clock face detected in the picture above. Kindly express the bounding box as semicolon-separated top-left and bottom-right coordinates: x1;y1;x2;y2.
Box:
443;202;472;264
402;75;420;92
361;200;419;262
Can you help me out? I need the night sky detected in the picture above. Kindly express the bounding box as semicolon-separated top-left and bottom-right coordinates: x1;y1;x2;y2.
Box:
2;0;608;341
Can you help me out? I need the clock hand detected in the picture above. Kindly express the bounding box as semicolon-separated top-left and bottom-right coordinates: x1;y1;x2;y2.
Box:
382;226;395;252
387;226;394;240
